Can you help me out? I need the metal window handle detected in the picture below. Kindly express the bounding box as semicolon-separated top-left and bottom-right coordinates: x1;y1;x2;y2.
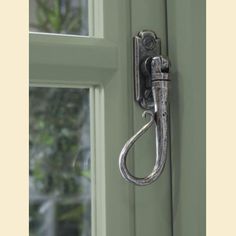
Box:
118;30;170;186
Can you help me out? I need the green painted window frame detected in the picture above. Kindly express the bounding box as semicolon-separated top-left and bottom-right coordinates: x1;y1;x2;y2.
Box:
29;1;173;236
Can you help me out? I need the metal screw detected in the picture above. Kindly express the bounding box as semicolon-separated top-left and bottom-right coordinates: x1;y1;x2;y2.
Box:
144;89;151;98
142;36;156;50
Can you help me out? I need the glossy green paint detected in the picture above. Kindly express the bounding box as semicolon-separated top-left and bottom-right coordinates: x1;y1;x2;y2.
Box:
167;0;206;235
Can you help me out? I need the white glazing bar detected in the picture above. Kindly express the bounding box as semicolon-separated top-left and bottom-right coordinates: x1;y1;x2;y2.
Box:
88;0;104;37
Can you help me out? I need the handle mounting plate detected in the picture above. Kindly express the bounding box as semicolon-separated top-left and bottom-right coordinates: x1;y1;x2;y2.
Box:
134;30;161;109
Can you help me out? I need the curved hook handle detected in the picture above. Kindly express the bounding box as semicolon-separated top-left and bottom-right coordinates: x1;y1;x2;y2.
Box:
118;56;169;186
119;110;156;185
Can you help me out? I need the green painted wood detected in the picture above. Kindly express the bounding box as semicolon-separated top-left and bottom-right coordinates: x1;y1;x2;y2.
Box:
29;34;118;85
99;1;136;236
29;35;117;68
166;0;206;235
130;1;172;236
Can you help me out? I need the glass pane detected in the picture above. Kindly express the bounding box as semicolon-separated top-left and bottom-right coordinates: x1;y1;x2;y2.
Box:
29;0;88;36
29;87;91;236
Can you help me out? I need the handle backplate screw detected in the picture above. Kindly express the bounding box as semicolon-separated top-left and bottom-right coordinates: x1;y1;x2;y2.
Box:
142;36;156;50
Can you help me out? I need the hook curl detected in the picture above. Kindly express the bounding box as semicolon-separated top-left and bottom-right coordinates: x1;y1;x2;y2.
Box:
119;110;166;186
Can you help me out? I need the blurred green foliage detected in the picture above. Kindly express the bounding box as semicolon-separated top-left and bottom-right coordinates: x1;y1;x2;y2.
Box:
29;88;90;195
30;0;82;34
29;1;90;234
29;88;91;236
